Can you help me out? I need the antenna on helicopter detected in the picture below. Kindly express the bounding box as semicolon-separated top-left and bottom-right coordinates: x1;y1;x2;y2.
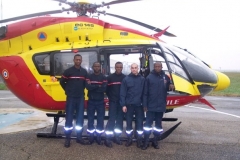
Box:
0;0;2;26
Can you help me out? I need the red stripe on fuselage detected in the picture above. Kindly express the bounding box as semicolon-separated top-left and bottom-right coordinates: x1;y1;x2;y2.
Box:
3;17;105;40
3;17;159;41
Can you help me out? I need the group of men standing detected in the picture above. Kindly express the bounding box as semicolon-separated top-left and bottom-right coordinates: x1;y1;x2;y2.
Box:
60;54;174;150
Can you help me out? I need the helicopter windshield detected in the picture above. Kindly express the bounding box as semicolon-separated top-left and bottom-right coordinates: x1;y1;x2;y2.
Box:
164;44;218;83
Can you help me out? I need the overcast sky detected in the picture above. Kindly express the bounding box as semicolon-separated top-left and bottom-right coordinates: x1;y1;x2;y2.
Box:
1;0;240;71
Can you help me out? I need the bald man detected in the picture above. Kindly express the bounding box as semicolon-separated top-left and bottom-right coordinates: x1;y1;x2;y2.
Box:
120;63;145;148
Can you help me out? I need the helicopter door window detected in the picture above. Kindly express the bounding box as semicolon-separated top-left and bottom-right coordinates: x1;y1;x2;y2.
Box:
109;54;140;75
33;53;50;75
151;51;189;81
165;52;181;66
151;54;168;71
53;51;98;76
169;62;189;80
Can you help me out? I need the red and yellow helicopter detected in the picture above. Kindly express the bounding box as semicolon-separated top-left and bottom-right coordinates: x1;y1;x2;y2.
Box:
0;0;230;138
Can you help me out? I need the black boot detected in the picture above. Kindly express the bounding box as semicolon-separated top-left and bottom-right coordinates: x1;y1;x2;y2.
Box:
104;136;112;148
88;133;95;145
114;135;122;145
125;133;133;147
136;134;143;148
141;132;150;150
96;133;103;145
152;136;159;149
64;130;72;148
125;138;132;147
76;131;86;145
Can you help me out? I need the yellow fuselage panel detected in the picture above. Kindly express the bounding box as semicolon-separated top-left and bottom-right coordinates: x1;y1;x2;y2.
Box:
172;73;218;95
171;74;199;95
0;40;9;54
60;22;104;42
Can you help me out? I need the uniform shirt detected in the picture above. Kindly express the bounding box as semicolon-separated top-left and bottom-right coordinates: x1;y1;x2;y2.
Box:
143;70;171;112
60;66;87;97
86;73;107;101
120;73;145;107
106;72;126;102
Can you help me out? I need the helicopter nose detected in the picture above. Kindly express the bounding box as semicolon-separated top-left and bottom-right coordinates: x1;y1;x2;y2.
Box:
213;71;230;91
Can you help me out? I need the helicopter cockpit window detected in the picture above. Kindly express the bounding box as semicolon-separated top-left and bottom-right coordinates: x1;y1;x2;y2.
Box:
53;51;97;76
166;45;217;83
34;53;50;75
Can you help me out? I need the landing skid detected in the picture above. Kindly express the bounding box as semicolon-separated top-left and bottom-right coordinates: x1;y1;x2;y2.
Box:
37;113;181;141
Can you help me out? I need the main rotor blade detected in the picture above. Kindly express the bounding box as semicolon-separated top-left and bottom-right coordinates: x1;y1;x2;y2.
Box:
52;0;69;5
103;12;176;37
0;10;63;23
104;0;141;6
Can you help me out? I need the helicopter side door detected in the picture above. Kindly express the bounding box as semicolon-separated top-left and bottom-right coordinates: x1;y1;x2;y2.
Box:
33;50;99;102
154;44;198;95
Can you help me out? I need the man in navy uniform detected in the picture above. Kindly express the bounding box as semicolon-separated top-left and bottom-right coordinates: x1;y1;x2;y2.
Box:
60;54;88;148
104;62;126;148
142;62;175;150
120;63;145;148
86;62;107;145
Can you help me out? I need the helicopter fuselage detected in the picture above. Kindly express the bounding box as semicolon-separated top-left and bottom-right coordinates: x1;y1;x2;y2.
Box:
0;16;230;111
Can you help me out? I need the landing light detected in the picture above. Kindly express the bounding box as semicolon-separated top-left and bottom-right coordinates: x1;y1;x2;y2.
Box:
72;49;79;53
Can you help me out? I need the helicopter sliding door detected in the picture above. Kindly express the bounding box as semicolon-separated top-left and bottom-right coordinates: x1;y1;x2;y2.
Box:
149;49;192;94
33;50;98;102
33;51;98;76
51;51;98;101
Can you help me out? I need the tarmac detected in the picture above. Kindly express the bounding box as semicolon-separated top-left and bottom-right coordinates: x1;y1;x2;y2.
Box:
0;90;240;160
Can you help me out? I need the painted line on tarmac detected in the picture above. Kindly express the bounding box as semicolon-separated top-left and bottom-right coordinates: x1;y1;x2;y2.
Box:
0;97;17;100
188;106;240;119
